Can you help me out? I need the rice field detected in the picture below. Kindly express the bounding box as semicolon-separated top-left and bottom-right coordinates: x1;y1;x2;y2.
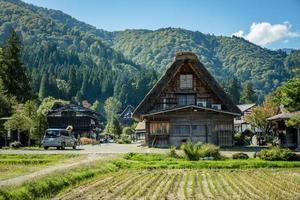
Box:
54;169;300;200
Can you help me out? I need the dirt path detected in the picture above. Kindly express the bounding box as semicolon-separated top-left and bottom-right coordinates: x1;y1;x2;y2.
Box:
0;153;117;187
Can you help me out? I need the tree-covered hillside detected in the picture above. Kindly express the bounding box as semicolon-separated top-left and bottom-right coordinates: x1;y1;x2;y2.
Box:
0;0;157;108
110;29;297;102
0;0;299;106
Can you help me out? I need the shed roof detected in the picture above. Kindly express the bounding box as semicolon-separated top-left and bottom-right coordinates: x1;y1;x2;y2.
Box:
267;111;300;121
237;103;256;112
135;120;146;131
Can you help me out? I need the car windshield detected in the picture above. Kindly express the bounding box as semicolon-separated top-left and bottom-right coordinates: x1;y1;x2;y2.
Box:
45;130;60;138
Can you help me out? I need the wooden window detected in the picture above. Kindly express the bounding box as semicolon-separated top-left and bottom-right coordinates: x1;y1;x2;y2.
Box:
180;74;193;89
149;122;170;135
173;125;190;136
191;125;206;137
177;95;195;106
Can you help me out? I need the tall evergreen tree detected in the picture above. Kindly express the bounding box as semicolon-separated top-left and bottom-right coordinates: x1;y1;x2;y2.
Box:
38;73;49;100
240;82;256;104
68;67;77;98
227;78;240;104
2;30;32;102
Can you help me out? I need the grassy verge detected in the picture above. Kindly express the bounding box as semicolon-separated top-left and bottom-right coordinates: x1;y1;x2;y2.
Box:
0;154;78;180
113;153;300;169
0;160;119;200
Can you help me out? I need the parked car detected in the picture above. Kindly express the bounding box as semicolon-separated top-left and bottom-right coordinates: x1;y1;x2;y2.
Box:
42;129;78;150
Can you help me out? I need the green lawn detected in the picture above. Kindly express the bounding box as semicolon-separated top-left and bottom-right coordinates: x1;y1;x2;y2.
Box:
0;154;78;181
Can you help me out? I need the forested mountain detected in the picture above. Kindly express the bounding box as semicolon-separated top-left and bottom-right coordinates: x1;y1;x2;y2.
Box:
0;0;299;106
109;29;297;102
0;0;157;108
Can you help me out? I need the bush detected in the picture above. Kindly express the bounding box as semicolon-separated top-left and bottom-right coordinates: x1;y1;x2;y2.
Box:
199;144;221;159
10;141;22;149
117;134;131;144
232;152;249;160
167;146;178;158
181;143;221;160
181;142;202;161
257;148;300;161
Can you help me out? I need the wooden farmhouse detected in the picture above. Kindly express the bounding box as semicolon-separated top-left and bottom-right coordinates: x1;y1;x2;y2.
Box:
234;103;261;133
133;52;241;147
47;103;104;135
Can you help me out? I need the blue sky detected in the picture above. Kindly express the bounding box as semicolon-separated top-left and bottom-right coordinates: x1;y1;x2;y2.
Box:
23;0;300;49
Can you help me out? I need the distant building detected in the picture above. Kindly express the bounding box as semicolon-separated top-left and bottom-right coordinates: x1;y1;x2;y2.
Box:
133;52;241;147
134;120;146;141
47;103;105;135
268;110;300;149
234;103;257;133
119;105;135;125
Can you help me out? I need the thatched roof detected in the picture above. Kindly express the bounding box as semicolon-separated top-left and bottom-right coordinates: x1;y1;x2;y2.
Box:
133;52;241;120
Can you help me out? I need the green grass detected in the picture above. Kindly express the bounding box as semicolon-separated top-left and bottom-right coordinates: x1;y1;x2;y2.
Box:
116;153;300;169
0;161;119;200
0;154;78;180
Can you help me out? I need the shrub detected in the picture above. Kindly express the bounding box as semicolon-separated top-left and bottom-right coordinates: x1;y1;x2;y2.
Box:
199;144;221;159
167;146;178;158
232;152;249;159
10;141;22;149
181;143;221;160
257;148;300;161
117;134;131;144
181;143;202;161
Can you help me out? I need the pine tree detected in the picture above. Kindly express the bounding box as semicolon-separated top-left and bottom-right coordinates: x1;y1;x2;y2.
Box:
80;71;88;99
228;78;240;104
240;82;256;104
38;73;48;100
2;30;32;102
68;67;77;98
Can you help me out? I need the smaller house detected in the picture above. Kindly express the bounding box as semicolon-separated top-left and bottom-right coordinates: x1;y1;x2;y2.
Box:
119;105;135;125
47;103;105;137
267;110;300;149
134;120;146;141
234;103;260;133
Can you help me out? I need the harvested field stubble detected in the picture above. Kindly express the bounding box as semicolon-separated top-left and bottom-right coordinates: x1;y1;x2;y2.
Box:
54;169;300;200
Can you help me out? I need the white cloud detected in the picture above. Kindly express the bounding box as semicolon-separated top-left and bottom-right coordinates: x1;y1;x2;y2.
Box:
232;22;300;46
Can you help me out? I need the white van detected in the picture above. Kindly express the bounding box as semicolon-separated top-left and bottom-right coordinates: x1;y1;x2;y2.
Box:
42;129;78;150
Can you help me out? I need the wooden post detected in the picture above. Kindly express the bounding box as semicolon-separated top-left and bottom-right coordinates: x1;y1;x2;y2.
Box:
205;124;208;143
297;125;300;150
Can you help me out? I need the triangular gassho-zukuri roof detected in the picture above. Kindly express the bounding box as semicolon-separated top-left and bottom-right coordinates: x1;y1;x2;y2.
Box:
133;52;241;120
120;105;135;117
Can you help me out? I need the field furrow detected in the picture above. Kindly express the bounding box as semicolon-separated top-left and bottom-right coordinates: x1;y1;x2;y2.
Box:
53;169;300;200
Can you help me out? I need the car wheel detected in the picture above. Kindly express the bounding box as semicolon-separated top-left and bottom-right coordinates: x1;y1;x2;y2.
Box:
73;143;77;149
44;146;49;150
61;142;65;150
56;147;61;150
